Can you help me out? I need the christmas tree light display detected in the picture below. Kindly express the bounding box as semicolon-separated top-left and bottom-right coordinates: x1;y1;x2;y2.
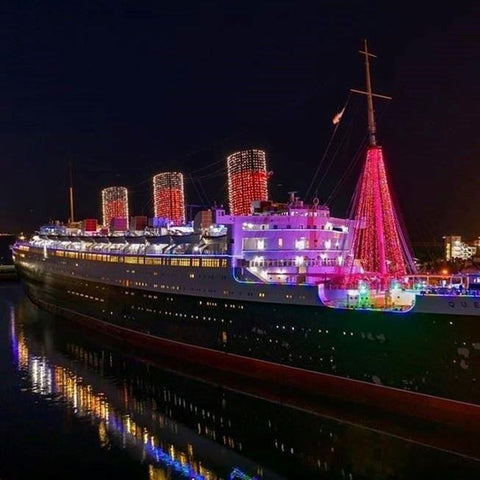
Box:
352;146;409;276
227;149;268;215
101;186;129;228
153;172;185;225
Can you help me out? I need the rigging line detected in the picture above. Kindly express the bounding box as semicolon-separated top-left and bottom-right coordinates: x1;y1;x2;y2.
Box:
325;136;367;206
346;164;369;277
408;208;437;262
188;174;206;207
186;171;225;182
197;176;213;207
188;174;210;208
315;108;360;202
127;176;155;188
189;156;228;174
387;177;417;273
191;170;228;182
305;93;352;201
394;207;417;274
345;143;369;218
151;89;317;176
326;98;391;206
102;161;227;192
187;84;329;178
188;164;229;180
211;180;229;208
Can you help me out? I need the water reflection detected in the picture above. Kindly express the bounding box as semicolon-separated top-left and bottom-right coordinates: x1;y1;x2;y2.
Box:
5;284;480;479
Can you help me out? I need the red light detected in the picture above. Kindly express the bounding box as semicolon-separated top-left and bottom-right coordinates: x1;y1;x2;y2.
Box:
101;187;129;228
153;172;185;225
352;146;409;276
227;149;268;215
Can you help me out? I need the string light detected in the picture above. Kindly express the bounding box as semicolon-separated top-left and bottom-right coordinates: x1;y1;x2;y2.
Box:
153;172;186;225
227;149;268;215
101;186;129;228
352;146;408;276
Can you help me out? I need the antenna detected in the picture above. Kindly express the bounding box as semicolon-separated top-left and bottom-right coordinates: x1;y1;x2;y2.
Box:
288;191;297;205
350;39;392;146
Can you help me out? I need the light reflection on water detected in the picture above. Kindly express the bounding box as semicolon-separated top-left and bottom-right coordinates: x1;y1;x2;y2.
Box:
8;303;224;479
1;282;480;480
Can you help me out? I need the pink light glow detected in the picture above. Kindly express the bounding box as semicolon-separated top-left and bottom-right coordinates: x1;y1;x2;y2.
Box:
352;146;408;276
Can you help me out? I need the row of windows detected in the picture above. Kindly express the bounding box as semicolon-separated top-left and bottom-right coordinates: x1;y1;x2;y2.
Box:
62;285;392;348
67;290;104;303
48;248;228;267
130;305;233;324
126;297;378;343
246;238;343;251
249;258;341;267
199;300;245;310
45;257;314;303
242;218;344;230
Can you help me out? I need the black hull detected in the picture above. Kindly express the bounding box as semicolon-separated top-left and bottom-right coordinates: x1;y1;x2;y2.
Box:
17;265;480;428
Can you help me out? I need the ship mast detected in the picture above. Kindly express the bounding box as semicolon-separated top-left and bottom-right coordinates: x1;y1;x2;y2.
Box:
351;39;391;147
350;39;413;278
364;41;377;146
68;158;75;223
351;40;390;274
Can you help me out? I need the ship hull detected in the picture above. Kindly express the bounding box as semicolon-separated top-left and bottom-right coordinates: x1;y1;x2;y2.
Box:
15;253;480;427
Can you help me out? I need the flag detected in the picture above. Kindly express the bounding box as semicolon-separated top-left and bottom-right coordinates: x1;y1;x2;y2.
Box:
332;107;345;125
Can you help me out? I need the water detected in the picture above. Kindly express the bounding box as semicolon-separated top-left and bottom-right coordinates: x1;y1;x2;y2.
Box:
0;235;14;265
0;281;479;480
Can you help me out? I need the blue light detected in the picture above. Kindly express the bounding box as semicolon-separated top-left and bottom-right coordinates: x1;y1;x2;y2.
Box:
143;442;205;480
229;467;259;480
105;413;205;479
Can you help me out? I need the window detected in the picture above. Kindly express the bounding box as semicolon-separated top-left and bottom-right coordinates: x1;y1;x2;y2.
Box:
295;238;306;250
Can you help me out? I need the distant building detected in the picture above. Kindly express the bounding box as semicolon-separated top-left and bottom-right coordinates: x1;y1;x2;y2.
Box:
444;235;476;260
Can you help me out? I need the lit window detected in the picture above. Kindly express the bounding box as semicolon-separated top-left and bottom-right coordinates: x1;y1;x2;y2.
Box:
295;238;305;250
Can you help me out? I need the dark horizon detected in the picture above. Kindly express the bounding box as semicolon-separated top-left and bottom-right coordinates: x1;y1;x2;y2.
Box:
0;2;478;243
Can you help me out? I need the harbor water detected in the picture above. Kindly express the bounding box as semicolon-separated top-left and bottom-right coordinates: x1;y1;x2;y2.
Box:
0;281;479;480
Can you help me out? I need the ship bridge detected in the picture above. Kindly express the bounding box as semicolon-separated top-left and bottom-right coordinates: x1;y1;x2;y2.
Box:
213;201;361;285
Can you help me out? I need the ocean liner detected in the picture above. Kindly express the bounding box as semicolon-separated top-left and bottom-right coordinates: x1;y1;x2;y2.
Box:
12;41;480;425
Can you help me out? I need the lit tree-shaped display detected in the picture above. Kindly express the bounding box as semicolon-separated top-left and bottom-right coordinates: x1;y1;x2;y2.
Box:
227;149;268;215
351;40;415;277
101;186;129;228
352;146;410;275
153;172;185;225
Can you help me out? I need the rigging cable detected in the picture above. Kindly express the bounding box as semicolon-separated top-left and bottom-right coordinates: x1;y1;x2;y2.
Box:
304;93;352;201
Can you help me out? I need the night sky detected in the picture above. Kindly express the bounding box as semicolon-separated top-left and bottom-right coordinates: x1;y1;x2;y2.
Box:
0;1;478;245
